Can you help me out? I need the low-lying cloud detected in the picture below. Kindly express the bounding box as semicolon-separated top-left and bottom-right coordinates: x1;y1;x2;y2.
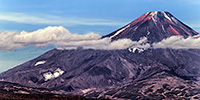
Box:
0;26;150;50
0;26;199;51
153;35;200;49
0;26;102;50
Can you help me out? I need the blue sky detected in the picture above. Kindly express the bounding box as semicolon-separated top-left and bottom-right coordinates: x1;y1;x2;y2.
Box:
0;0;200;72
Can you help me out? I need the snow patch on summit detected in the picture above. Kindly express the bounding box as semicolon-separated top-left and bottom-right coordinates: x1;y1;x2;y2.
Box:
149;11;158;16
147;31;150;36
110;24;130;39
171;17;178;24
162;11;172;21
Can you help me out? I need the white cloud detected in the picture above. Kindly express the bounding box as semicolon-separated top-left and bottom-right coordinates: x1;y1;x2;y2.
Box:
0;26;102;50
0;26;148;50
0;31;23;50
0;26;199;51
56;38;110;49
105;39;134;50
57;38;144;50
0;12;125;26
153;35;200;49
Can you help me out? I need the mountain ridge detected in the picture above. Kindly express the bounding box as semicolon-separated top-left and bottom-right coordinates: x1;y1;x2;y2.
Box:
0;11;199;99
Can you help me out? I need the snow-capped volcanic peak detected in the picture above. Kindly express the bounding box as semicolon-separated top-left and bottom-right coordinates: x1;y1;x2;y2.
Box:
103;11;199;43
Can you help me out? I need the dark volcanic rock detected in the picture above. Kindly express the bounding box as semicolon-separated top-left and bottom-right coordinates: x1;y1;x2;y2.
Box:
0;49;199;93
88;75;200;100
0;11;199;99
0;81;106;100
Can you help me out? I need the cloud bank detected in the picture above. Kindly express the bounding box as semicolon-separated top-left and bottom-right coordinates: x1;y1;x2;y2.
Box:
0;26;199;51
153;35;200;49
0;26;149;50
0;26;102;50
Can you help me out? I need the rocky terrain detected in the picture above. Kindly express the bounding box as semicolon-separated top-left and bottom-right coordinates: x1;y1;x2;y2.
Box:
86;72;200;99
0;81;108;100
0;11;199;99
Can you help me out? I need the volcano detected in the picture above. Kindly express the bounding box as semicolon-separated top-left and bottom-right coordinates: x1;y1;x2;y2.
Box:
0;11;200;100
103;11;198;43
